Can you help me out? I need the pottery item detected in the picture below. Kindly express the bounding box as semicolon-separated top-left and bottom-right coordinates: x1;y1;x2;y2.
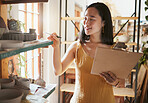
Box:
0;78;15;89
0;89;23;103
118;35;130;43
0;40;24;49
0;28;5;39
17;78;30;88
12;85;30;100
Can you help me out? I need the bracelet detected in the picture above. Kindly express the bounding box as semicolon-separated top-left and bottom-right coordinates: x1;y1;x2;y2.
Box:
115;81;119;87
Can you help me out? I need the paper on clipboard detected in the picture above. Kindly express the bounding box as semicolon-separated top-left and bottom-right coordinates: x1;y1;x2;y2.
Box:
91;47;143;79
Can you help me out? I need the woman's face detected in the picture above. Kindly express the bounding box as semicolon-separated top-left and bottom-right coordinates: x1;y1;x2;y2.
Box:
84;7;104;36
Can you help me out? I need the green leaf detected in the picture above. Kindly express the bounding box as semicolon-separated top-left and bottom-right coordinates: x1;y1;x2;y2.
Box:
20;55;26;62
145;0;148;6
145;7;148;11
145;16;148;20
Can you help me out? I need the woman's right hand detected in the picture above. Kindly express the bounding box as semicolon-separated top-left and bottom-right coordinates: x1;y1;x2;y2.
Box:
47;33;60;48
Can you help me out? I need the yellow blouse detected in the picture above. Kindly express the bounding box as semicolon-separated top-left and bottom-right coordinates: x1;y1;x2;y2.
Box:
70;42;115;103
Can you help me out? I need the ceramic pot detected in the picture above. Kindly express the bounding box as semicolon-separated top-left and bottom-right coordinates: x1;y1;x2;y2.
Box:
0;78;15;89
0;89;23;103
16;78;30;88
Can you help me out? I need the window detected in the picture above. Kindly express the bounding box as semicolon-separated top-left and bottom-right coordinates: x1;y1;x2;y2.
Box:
75;4;82;40
17;3;42;79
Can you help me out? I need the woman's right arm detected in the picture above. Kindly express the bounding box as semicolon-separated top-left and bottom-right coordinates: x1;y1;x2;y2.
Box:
48;33;78;76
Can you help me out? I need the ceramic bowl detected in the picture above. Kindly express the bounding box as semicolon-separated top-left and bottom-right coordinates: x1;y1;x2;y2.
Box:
0;89;23;103
0;28;5;39
12;85;30;100
0;79;15;89
17;78;30;88
118;35;130;43
0;40;24;49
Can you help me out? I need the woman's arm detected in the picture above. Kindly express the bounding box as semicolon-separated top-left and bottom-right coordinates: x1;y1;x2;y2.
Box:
48;33;78;76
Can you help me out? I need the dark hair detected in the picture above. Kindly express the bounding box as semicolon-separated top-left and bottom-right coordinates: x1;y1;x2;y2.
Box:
80;2;113;45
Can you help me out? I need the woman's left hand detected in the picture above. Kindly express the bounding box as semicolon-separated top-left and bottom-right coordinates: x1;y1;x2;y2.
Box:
100;71;119;86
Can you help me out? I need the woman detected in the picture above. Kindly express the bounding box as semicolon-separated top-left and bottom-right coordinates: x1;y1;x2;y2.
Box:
48;2;121;103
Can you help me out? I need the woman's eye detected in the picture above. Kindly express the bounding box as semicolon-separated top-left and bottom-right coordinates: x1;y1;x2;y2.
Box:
90;19;94;21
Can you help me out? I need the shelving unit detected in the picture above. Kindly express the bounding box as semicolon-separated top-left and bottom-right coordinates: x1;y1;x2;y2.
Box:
61;16;138;21
0;0;48;4
0;40;53;79
0;40;53;60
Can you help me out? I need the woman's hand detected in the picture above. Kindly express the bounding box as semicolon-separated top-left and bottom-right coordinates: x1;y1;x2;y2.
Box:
100;71;119;86
47;32;60;48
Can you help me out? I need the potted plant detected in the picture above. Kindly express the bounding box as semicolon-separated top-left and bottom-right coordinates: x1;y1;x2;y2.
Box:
7;4;25;32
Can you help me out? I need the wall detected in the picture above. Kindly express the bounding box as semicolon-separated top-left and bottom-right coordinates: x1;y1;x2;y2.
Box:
43;0;87;102
43;0;59;103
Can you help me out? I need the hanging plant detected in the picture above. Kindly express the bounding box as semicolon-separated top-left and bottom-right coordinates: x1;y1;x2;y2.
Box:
7;4;25;32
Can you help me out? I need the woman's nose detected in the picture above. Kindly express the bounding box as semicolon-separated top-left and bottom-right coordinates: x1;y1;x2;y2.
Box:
84;19;90;25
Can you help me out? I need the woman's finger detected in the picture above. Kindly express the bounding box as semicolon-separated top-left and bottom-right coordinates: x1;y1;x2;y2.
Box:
107;71;117;81
100;72;114;83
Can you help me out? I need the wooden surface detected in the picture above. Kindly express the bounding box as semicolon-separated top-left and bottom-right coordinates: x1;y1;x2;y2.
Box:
0;40;53;79
0;5;7;25
140;64;148;103
113;87;134;97
1;0;48;4
61;17;138;21
0;40;53;60
21;83;56;103
60;83;135;97
60;83;75;92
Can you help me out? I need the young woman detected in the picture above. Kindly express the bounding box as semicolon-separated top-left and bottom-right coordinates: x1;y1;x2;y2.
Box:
48;2;122;103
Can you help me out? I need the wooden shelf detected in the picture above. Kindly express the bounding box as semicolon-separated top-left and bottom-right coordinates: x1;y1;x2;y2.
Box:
61;17;84;21
60;83;134;97
61;17;138;21
113;87;134;97
125;42;137;46
66;68;75;74
60;83;75;92
0;40;53;60
21;83;56;102
0;0;48;4
112;17;138;20
61;41;74;44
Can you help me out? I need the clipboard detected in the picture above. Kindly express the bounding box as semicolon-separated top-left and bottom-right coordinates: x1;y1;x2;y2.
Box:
91;47;143;79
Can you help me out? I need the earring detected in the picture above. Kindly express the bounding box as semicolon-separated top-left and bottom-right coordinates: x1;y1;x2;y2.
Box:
102;27;104;33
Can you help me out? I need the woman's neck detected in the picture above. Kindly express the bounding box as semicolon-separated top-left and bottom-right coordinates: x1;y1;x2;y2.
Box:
89;34;101;43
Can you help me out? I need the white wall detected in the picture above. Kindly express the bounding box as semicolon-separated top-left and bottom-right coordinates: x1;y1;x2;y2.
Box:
43;0;59;103
7;4;19;20
43;0;88;102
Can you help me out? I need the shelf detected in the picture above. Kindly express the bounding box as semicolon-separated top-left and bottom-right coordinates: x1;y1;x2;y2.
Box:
60;83;75;92
66;68;75;74
61;17;84;21
60;83;134;97
0;0;48;4
112;17;138;20
113;87;134;97
61;17;138;21
61;41;74;44
21;83;56;103
0;40;53;60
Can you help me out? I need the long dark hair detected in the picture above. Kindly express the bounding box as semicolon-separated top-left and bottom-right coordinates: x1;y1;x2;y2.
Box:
80;2;113;45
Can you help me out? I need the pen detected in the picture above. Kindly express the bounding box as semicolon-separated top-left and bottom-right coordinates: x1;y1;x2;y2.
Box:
45;32;62;38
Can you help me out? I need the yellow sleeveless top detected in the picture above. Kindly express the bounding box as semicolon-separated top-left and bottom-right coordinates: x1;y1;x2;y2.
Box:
70;42;115;103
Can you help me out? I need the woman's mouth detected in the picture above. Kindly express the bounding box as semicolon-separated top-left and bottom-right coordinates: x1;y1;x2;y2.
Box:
85;27;92;31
